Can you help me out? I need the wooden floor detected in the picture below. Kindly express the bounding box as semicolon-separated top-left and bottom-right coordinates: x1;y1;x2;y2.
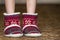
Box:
0;4;60;40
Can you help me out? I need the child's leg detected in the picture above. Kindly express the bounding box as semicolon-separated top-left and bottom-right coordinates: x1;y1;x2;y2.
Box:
22;0;41;37
4;0;23;37
26;0;36;13
5;0;15;13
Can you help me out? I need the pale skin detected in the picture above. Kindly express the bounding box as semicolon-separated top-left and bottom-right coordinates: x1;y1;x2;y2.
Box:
5;0;15;13
5;0;36;14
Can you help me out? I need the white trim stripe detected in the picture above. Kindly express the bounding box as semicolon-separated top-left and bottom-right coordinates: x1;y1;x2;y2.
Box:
22;13;38;15
3;12;20;15
25;33;42;37
22;25;38;30
4;24;20;31
5;34;23;37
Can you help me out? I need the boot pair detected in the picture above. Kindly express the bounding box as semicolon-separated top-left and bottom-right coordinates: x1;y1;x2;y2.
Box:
4;12;41;37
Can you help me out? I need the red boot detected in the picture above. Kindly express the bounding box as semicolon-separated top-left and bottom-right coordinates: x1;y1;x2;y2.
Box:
4;12;23;37
22;13;42;37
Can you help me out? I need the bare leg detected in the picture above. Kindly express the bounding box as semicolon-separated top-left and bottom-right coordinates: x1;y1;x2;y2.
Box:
5;0;15;14
26;0;36;13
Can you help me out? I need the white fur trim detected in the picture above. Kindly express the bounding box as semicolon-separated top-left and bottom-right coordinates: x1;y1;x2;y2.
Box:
3;12;20;15
5;34;23;37
24;33;42;37
4;24;20;31
22;25;38;30
22;13;38;15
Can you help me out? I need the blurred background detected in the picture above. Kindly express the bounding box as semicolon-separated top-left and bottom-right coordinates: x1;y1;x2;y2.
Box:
0;0;60;4
0;0;60;40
